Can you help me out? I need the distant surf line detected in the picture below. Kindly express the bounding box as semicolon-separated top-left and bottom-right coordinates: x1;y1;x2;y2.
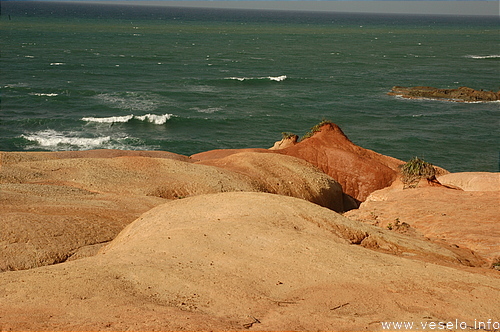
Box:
225;75;287;82
81;113;174;125
465;55;500;59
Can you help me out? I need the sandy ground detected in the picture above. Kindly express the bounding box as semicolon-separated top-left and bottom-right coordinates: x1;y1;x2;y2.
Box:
345;176;500;265
1;127;498;331
1;192;499;331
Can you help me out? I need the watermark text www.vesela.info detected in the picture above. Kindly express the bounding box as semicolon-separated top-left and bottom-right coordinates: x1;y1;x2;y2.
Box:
381;319;499;330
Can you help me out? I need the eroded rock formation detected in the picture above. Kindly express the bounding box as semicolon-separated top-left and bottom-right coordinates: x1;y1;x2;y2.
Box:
276;122;405;202
193;123;407;203
388;86;500;102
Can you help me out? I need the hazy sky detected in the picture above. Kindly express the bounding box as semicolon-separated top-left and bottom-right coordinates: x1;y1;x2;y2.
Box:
62;1;500;16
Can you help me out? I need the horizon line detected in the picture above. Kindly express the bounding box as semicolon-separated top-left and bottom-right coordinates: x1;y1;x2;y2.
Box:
4;1;500;17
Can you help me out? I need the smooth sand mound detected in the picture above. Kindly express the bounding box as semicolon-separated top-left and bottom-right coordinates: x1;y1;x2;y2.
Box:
1;149;193;164
0;182;165;271
1;154;255;197
192;147;270;161
438;172;500;191
1;192;498;331
0;152;252;271
197;151;345;211
1;150;345;271
345;184;500;264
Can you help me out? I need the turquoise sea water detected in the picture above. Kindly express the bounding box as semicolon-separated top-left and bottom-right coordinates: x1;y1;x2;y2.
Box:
1;2;499;172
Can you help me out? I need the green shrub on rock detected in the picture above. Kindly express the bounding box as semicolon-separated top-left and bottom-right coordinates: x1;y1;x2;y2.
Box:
301;119;334;141
400;157;436;188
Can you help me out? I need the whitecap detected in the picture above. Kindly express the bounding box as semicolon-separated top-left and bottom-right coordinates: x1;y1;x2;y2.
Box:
225;75;287;82
135;113;173;125
226;76;248;81
82;115;134;123
461;100;500;104
465;55;500;59
50;62;65;66
81;113;173;125
21;129;111;150
4;82;29;88
268;75;287;81
30;92;59;97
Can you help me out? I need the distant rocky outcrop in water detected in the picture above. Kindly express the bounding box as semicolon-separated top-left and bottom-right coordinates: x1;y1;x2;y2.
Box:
389;86;500;102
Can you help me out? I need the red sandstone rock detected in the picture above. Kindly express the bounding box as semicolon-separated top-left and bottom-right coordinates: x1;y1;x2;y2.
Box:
192;123;406;203
276;123;405;202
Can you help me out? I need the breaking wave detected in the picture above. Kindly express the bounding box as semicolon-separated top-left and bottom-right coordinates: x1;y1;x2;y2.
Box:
20;129;154;151
135;114;173;124
21;129;111;150
81;113;174;125
465;55;500;59
225;75;287;82
82;115;134;123
29;92;59;97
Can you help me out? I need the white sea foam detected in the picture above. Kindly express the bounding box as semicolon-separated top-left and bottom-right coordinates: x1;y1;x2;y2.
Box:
393;94;500;104
226;77;247;81
193;107;222;114
82;115;134;123
50;62;65;66
465;55;500;59
30;92;59;97
268;75;287;81
134;113;173;124
4;82;29;88
21;129;111;150
225;75;287;82
94;92;159;112
464;100;500;104
81;113;173;125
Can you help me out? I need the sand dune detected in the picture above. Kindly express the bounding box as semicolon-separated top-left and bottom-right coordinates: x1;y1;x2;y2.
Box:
1;192;498;331
1;149;343;271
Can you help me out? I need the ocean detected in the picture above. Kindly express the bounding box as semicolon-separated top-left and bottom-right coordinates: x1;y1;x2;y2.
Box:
1;2;499;172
